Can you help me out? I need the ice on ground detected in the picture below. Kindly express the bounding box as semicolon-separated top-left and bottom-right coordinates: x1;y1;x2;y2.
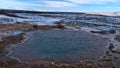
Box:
0;31;23;42
0;12;120;28
86;12;120;16
0;14;61;25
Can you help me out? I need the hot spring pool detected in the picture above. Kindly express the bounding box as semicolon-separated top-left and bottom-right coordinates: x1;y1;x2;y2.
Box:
9;30;108;64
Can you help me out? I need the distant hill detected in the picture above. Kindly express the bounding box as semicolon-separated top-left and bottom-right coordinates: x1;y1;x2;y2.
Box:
86;12;120;16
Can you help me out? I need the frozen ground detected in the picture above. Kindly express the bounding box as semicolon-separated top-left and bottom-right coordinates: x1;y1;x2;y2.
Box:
0;10;120;68
86;12;120;16
0;30;23;42
0;13;61;25
0;11;120;29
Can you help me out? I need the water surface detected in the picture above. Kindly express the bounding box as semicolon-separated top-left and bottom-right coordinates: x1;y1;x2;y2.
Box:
10;30;108;64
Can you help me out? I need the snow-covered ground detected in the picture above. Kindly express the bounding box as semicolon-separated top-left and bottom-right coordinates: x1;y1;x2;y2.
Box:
0;13;61;25
0;30;23;42
86;12;120;16
0;12;120;29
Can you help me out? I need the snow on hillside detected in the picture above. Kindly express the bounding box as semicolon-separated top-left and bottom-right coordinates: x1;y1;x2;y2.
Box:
0;13;61;25
0;12;120;29
86;12;120;16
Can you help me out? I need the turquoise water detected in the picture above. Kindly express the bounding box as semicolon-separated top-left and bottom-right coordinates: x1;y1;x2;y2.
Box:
10;30;108;64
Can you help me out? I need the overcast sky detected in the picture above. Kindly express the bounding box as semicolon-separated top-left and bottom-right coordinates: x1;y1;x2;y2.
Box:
0;0;120;12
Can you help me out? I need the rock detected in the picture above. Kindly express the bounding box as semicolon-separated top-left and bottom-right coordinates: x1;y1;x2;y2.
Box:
90;30;108;34
109;29;116;34
33;25;39;29
55;22;65;29
114;35;120;42
56;24;65;29
108;43;114;51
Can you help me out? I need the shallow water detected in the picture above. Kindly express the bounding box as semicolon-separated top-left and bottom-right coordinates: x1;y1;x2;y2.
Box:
9;30;108;64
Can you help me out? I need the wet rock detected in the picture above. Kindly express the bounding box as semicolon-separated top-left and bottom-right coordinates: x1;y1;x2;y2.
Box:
114;35;120;42
111;50;120;54
108;43;114;51
112;66;115;68
56;24;65;29
108;29;116;34
32;24;65;30
108;43;120;54
114;57;118;59
32;64;45;68
33;25;39;29
60;65;67;68
90;30;108;34
55;21;65;29
90;29;116;34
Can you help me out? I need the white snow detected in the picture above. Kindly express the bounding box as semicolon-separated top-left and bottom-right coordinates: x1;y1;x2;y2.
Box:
0;30;23;42
0;14;61;25
86;12;120;16
0;12;120;28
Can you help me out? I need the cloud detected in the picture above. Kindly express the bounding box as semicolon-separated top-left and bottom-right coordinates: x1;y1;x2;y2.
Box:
0;0;120;12
38;1;76;8
0;0;76;9
67;0;119;4
0;0;40;10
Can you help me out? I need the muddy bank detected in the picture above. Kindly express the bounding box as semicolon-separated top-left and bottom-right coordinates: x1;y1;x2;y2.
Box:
0;22;65;32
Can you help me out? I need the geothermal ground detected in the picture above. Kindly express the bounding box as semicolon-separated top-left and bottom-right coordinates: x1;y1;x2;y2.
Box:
0;9;120;68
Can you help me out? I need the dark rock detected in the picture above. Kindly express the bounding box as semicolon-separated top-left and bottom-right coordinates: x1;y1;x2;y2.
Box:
99;30;108;34
109;29;116;34
33;64;45;68
114;57;118;59
60;65;67;68
56;24;65;29
112;66;115;68
56;22;65;29
108;43;114;51
33;25;39;29
90;30;108;34
114;35;120;42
